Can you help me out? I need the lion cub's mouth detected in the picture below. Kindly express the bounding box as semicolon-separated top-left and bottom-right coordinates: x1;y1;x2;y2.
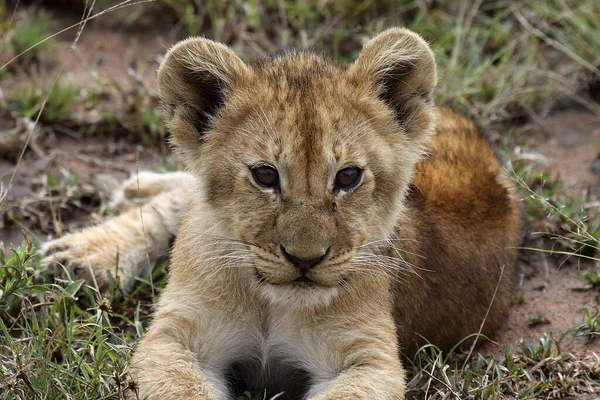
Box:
285;278;322;287
254;268;324;287
279;273;322;287
294;275;313;283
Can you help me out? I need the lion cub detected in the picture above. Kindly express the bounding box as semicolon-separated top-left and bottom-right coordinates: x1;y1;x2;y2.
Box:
42;29;520;399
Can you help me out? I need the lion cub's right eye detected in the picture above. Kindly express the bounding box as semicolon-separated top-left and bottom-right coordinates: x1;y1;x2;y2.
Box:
251;165;280;189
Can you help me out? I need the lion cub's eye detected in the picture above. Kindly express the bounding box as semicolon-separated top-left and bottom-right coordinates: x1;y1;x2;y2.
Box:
335;167;362;191
251;165;280;189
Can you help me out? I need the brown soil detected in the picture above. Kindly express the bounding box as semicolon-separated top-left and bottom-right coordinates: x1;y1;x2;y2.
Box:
524;111;600;197
1;7;600;361
484;254;600;358
0;134;163;245
484;111;600;357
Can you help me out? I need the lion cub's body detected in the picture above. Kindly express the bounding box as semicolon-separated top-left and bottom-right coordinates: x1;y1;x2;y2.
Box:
42;30;520;400
393;108;518;352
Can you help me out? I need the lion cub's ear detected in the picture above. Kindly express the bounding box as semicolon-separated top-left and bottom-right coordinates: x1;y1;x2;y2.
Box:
157;37;250;147
349;28;437;138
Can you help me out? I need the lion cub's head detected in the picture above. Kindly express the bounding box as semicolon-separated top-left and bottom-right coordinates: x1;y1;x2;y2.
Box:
158;29;437;306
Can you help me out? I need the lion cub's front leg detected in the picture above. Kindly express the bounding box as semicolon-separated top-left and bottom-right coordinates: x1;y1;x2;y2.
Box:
41;171;194;291
308;321;405;399
272;278;406;400
129;274;260;400
129;301;231;400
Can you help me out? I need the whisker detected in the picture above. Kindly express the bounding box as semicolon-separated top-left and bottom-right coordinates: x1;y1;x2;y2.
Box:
352;256;423;280
345;264;410;286
355;251;432;273
359;237;421;249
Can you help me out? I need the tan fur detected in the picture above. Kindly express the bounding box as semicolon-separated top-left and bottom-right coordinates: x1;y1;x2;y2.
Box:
42;171;194;293
42;28;520;399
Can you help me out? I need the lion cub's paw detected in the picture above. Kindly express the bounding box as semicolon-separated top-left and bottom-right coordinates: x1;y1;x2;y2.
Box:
40;171;190;292
41;222;142;292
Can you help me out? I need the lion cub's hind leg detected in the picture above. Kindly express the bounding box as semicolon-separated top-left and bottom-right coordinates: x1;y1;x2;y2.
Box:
41;171;194;292
109;171;192;213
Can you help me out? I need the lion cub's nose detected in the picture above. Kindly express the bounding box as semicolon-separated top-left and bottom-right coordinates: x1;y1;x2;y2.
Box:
281;246;329;270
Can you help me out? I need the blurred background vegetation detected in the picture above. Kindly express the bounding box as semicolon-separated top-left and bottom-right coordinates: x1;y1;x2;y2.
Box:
1;0;599;398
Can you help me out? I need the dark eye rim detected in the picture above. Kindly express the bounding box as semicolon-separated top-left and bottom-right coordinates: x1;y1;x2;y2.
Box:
250;164;280;189
334;166;363;191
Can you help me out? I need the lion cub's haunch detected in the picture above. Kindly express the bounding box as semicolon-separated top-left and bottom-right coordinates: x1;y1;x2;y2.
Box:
43;28;520;399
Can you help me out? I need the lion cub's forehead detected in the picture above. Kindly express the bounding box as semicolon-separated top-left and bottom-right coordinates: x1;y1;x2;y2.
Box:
232;53;374;157
247;53;362;110
252;52;344;85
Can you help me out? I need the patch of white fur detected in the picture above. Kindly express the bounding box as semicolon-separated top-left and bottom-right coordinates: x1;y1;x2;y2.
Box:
306;378;338;398
198;368;231;400
261;284;339;309
266;309;342;382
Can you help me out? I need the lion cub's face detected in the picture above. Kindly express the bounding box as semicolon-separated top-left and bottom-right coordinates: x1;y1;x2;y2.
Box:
158;29;437;306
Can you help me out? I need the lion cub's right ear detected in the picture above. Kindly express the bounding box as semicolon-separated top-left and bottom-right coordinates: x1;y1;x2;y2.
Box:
349;28;437;141
157;38;250;148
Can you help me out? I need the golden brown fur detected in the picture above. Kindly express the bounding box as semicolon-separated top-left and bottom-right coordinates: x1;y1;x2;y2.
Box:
42;28;520;400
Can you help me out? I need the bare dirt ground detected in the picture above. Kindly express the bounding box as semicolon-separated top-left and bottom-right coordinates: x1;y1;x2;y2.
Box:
2;6;600;365
528;111;600;197
483;111;600;357
1;9;174;244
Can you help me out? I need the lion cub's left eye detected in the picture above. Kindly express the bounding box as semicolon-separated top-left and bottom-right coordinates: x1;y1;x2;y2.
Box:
335;167;362;191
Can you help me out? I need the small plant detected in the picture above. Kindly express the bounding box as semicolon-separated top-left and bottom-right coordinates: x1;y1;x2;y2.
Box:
527;312;551;327
513;291;526;305
581;270;600;288
518;334;557;362
6;10;54;65
10;80;79;123
0;239;37;318
573;307;600;340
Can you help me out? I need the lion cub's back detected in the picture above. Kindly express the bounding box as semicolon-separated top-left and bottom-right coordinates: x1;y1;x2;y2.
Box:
412;107;518;231
394;107;521;353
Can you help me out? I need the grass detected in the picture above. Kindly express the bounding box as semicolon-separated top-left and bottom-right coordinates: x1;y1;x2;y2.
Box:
1;0;600;398
0;242;136;398
8;80;80;124
526;312;551;328
573;308;600;340
0;240;166;399
3;9;54;65
407;333;600;398
514;167;600;265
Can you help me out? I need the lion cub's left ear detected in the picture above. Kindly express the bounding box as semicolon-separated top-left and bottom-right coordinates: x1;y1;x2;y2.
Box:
349;28;437;138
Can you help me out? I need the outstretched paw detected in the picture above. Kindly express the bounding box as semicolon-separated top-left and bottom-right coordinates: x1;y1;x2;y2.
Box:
41;223;141;292
40;171;192;292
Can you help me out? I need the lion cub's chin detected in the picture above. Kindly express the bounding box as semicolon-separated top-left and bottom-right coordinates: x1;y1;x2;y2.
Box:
260;282;340;309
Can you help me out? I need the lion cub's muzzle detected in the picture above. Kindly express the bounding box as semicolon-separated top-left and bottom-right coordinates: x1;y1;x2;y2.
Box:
252;244;343;288
279;245;329;284
281;245;329;271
